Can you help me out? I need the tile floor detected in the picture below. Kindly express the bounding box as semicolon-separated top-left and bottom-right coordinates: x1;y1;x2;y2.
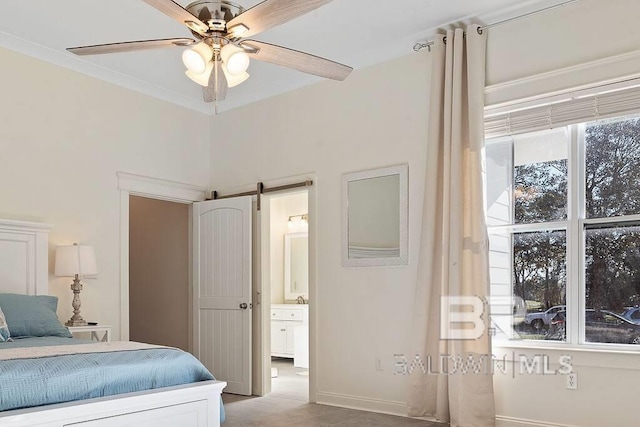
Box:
221;358;442;426
270;357;309;402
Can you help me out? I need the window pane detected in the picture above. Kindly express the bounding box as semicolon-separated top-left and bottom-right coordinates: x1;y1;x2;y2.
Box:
514;129;568;224
513;230;567;341
585;225;640;345
585;116;640;218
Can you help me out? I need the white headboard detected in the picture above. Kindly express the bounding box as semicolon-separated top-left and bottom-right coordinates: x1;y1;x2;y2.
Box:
0;219;51;295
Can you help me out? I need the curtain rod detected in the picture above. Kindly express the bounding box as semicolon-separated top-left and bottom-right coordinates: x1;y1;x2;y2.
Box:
413;0;581;52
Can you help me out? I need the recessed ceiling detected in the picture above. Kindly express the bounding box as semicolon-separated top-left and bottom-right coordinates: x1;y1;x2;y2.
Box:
0;0;562;114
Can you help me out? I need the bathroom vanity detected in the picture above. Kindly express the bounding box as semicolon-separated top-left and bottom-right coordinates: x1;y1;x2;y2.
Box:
271;303;309;368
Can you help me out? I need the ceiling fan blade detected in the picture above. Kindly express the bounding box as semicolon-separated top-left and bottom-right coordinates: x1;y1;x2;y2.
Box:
67;38;195;56
227;0;332;38
203;62;229;102
240;40;352;81
143;0;209;36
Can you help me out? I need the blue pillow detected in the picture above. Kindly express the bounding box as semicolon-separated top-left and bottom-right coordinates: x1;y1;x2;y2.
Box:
0;306;11;342
0;294;72;338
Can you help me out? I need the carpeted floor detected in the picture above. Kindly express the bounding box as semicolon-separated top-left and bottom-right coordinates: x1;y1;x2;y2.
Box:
221;358;442;426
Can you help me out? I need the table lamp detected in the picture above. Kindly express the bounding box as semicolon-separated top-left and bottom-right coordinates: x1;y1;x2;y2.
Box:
55;243;98;327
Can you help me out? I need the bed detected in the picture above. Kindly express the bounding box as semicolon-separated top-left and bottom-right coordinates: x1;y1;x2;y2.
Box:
0;219;226;426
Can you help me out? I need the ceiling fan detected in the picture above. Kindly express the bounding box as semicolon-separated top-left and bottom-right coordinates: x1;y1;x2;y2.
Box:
67;0;353;105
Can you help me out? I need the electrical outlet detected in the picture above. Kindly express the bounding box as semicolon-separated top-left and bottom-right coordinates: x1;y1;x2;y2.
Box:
566;372;578;390
375;357;383;371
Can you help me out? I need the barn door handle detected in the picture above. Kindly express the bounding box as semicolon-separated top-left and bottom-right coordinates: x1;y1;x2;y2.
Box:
239;303;248;309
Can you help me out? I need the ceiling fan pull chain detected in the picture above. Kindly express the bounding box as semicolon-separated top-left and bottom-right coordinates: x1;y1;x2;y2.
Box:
214;54;220;115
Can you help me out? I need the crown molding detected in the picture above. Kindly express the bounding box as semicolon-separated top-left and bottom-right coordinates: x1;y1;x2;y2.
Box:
0;30;215;116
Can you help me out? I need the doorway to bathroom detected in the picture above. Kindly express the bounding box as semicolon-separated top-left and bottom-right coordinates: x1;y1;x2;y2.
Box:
261;189;309;401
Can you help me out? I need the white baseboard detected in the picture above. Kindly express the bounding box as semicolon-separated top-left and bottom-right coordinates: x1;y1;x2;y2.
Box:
315;393;577;427
315;391;410;418
496;415;578;427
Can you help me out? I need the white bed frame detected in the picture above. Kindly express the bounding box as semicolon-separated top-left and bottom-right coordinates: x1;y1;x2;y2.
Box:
0;219;226;426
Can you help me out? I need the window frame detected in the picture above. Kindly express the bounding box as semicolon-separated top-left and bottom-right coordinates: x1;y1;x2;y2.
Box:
487;118;640;351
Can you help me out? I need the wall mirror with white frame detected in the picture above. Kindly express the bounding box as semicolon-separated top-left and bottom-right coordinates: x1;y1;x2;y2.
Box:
284;232;308;301
342;164;408;267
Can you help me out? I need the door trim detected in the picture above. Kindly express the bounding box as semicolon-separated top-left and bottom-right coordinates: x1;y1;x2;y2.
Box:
216;172;318;402
117;172;207;342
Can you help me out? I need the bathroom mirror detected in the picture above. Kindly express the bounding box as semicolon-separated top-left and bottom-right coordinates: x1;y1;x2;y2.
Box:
284;232;308;300
342;164;408;267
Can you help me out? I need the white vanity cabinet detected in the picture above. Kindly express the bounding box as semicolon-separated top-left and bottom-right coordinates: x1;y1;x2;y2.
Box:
271;304;308;368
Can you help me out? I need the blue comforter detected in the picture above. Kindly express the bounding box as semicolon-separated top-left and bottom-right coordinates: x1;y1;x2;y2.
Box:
0;337;225;423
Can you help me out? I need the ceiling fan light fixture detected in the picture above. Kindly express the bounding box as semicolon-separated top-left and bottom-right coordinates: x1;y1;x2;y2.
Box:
67;0;354;103
221;63;249;88
221;44;250;75
182;42;213;74
185;60;214;87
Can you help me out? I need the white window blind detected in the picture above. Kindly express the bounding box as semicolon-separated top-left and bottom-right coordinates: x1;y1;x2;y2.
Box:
485;84;640;139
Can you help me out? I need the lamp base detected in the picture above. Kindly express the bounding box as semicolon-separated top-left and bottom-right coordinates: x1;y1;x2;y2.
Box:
67;276;87;328
66;319;88;327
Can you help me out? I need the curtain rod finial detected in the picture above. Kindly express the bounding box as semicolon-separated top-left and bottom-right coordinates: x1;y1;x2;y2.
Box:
413;42;431;52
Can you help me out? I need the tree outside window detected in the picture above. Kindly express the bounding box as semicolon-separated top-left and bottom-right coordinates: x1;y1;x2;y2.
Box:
486;115;640;346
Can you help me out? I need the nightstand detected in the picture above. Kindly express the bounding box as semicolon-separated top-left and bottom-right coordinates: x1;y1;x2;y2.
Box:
68;325;112;342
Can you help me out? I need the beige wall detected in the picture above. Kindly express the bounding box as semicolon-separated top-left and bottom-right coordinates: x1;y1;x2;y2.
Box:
210;52;431;410
0;47;211;339
209;0;640;424
129;196;189;351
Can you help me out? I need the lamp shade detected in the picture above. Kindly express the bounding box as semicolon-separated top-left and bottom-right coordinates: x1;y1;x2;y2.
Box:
185;60;214;87
182;42;213;74
220;44;250;75
55;245;98;277
221;63;249;88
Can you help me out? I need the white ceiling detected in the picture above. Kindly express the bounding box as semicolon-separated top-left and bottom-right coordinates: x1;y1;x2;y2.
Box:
0;0;561;114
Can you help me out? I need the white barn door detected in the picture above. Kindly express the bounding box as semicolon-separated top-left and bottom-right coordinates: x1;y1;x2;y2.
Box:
193;197;252;395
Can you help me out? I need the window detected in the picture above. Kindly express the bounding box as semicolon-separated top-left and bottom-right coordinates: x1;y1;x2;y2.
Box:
486;113;640;347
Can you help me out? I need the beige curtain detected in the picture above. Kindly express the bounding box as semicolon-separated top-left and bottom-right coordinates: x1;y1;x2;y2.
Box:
408;25;495;426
